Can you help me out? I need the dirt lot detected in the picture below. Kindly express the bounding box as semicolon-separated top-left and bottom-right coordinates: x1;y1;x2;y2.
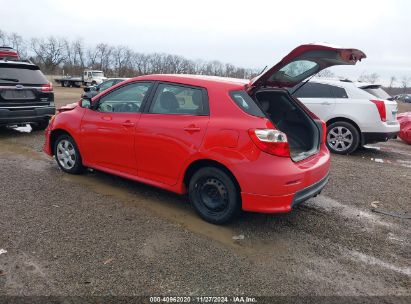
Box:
0;87;410;300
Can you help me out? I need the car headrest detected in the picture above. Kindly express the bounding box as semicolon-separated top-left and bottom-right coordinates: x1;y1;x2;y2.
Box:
192;90;203;107
159;91;179;112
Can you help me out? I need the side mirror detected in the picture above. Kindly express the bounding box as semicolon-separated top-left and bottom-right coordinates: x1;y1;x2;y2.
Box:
80;98;91;109
83;87;91;92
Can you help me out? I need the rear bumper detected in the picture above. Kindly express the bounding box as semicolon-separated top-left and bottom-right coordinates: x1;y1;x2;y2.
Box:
361;131;399;145
0;107;55;125
240;145;330;213
241;173;329;213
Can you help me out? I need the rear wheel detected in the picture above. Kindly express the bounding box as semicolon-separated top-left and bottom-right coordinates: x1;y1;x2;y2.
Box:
189;167;240;224
53;134;84;174
31;120;49;131
326;121;360;154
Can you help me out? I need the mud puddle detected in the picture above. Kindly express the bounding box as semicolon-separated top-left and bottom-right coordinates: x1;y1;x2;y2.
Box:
61;172;297;259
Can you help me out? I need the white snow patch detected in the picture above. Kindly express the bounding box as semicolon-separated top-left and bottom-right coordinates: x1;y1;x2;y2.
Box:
309;195;393;228
345;249;411;276
363;145;381;150
13;124;32;133
0;249;7;255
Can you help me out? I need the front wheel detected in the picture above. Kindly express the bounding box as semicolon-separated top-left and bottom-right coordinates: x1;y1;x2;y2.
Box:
189;167;240;224
326;121;360;154
54;134;84;174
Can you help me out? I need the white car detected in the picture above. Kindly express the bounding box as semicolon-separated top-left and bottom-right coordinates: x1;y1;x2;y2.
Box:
293;79;399;154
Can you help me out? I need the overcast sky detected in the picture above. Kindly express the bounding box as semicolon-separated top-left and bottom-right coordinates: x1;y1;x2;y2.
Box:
1;0;410;84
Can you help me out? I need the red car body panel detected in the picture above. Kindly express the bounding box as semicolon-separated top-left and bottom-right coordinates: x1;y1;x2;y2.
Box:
397;112;411;144
44;74;330;213
248;43;366;90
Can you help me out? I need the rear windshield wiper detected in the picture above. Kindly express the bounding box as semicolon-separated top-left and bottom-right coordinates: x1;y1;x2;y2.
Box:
0;77;19;82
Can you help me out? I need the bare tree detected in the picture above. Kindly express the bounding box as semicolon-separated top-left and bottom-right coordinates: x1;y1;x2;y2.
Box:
401;76;410;94
388;76;397;94
358;72;380;84
317;68;335;78
30;36;67;73
0;29;7;45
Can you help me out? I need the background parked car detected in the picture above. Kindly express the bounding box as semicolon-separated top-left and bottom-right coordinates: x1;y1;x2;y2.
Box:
81;78;129;99
293;79;399;154
394;94;411;103
0;59;55;130
0;46;19;61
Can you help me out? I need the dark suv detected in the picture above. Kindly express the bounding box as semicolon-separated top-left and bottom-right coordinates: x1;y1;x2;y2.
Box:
0;60;55;130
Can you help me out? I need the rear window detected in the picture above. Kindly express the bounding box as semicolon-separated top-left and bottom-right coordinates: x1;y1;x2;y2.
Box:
229;91;265;117
360;86;391;99
0;65;48;84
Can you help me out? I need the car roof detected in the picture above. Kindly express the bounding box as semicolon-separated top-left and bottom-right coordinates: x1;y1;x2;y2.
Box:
129;74;248;90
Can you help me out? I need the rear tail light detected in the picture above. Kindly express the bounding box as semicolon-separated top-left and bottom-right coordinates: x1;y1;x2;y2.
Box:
370;100;386;122
41;82;53;92
248;129;290;157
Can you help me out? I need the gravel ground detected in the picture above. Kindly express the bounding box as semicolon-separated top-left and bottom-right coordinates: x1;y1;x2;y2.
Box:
0;87;410;300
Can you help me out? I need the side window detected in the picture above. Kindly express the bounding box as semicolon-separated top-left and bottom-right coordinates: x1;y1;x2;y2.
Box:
97;82;152;113
229;91;265;117
149;83;208;115
294;83;334;98
98;80;114;91
331;86;348;98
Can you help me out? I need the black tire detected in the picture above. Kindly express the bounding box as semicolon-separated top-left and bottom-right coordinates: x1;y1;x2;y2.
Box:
53;134;84;174
326;121;360;154
31;120;49;131
189;167;240;224
91;81;97;86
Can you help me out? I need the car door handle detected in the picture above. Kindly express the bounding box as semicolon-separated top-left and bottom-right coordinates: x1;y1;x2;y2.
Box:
321;102;332;105
122;121;135;127
184;126;201;133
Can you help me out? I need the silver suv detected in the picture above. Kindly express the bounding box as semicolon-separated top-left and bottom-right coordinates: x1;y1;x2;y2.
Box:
293;78;399;154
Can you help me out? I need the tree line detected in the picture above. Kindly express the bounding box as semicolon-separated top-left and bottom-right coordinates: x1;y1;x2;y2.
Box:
0;29;259;79
1;29;410;94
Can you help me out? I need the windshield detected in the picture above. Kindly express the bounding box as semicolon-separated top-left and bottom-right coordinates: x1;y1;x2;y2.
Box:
361;87;391;99
92;72;104;77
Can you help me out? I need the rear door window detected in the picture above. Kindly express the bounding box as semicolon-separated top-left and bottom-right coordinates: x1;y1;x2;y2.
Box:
293;82;334;98
330;86;348;98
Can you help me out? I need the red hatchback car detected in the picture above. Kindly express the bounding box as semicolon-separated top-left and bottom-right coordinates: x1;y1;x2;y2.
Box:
44;44;366;224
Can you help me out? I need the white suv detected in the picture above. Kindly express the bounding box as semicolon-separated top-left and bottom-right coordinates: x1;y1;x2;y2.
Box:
293;78;399;154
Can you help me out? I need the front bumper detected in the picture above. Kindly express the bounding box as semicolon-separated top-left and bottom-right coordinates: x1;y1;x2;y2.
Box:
361;131;399;145
0;106;55;125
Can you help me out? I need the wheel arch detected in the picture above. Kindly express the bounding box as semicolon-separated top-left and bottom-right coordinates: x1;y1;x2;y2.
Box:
326;117;362;144
183;159;241;194
49;129;75;156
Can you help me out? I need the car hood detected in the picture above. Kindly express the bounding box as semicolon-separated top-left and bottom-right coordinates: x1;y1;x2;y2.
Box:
247;43;366;92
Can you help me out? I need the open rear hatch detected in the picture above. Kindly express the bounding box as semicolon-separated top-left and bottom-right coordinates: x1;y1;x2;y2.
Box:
248;43;366;161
